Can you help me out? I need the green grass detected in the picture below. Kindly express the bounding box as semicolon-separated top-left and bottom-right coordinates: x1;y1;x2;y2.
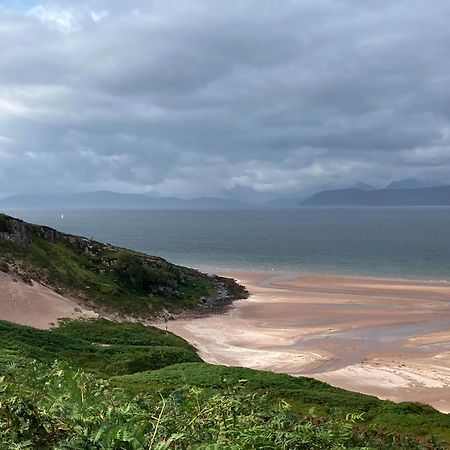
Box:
32;238;214;315
0;319;200;376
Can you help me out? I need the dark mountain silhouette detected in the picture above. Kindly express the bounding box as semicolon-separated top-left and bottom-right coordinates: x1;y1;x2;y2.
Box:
302;185;450;206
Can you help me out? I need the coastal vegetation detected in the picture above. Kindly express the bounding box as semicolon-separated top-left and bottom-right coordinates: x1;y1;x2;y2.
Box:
1;318;449;449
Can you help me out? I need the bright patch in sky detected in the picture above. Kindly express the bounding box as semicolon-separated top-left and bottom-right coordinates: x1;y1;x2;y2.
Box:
28;3;79;32
0;0;39;12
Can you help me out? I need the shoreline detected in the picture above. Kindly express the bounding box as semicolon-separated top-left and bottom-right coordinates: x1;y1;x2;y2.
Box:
196;264;450;285
152;274;249;323
160;270;450;413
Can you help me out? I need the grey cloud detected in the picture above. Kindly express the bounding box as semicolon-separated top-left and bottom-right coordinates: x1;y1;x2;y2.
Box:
1;0;450;198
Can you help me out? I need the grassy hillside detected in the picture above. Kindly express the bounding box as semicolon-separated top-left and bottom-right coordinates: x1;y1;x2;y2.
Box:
0;213;247;318
0;319;449;449
0;319;200;376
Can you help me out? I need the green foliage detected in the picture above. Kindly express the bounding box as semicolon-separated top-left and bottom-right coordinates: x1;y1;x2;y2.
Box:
0;362;439;449
114;363;450;446
30;238;213;316
0;319;200;376
57;318;194;348
113;251;178;292
0;320;449;448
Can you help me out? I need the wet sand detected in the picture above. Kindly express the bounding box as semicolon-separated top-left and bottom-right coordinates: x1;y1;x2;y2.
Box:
163;271;450;413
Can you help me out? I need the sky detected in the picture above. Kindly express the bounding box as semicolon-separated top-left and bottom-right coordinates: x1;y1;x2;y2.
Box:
1;0;450;199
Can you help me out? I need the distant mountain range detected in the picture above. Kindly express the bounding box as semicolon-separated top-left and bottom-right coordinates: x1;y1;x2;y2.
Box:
1;179;448;209
0;191;248;210
303;183;450;206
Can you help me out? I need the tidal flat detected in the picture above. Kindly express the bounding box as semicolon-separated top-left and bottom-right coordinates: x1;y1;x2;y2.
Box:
163;271;450;412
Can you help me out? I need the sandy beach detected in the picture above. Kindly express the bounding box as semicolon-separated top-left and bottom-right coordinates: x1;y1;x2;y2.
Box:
163;271;450;413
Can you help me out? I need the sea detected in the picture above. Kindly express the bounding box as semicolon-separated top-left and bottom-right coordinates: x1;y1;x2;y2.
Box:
5;207;450;281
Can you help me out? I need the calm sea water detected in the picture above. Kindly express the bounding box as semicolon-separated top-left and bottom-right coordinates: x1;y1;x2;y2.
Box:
5;208;450;280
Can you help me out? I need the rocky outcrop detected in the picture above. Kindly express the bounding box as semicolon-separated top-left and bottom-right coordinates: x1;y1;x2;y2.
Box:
0;213;95;251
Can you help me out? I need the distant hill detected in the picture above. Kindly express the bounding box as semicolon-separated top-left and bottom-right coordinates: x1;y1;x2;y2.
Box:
385;178;443;190
302;185;450;206
260;183;379;208
353;182;376;191
261;182;379;208
0;191;247;210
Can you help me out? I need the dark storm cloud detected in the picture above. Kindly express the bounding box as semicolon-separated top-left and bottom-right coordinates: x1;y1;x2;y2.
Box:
1;0;450;198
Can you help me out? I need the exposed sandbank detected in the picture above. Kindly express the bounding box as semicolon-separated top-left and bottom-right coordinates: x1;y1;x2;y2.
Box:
162;271;450;413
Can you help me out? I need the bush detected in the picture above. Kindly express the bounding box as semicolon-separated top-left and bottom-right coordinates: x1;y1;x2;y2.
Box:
113;252;178;292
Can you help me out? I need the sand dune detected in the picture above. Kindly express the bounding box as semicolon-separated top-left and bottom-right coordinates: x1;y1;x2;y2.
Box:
163;271;450;413
0;271;97;329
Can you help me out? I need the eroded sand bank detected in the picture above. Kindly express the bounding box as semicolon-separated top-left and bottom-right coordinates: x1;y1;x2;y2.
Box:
0;271;97;329
163;271;450;413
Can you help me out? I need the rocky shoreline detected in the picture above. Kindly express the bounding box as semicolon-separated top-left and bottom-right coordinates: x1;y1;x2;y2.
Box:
154;275;249;323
